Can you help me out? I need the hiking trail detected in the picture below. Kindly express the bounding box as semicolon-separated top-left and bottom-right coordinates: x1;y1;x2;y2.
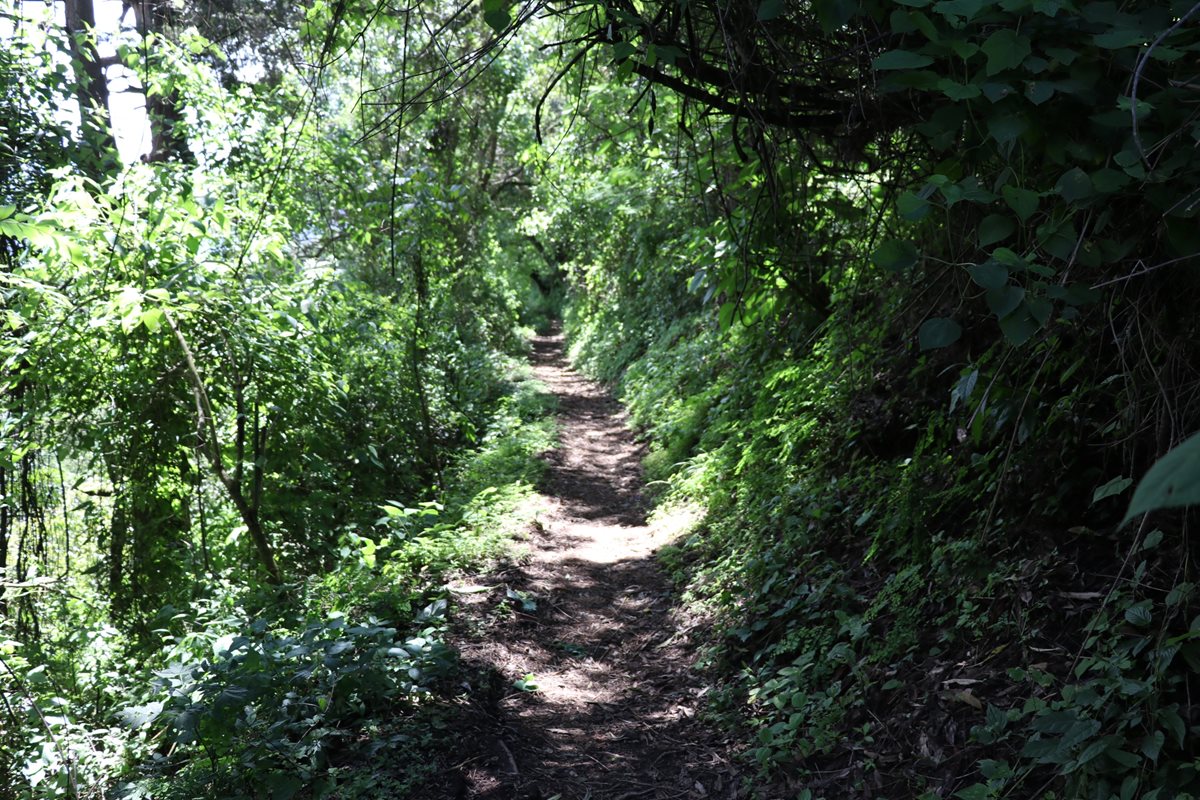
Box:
445;328;741;800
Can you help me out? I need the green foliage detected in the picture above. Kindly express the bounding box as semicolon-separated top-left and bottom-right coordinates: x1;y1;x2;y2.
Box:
1126;432;1200;523
131;609;453;799
6;0;1200;797
1;6;553;796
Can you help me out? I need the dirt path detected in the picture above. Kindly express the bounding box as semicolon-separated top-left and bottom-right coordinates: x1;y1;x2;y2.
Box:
447;330;741;800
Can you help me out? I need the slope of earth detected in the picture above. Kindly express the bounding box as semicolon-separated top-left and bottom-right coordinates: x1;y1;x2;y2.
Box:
441;329;743;800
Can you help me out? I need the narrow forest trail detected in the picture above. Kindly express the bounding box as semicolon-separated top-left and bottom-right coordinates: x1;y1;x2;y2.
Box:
445;329;742;800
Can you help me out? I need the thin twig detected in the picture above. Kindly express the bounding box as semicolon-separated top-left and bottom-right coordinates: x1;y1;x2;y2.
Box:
1131;1;1200;165
1090;253;1199;290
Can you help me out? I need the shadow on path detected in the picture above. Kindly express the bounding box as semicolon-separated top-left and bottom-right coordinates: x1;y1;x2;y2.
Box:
444;329;741;800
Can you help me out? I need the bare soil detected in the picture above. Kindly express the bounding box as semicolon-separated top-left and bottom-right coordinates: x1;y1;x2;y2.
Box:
443;330;742;799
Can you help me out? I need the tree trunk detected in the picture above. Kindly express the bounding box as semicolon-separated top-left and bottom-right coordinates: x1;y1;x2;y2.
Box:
164;310;282;584
62;0;117;171
128;0;194;163
410;251;444;489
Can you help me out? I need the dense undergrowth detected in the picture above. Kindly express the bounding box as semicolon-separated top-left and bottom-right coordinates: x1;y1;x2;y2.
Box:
0;7;556;796
561;213;1200;800
2;357;554;800
568;302;1200;798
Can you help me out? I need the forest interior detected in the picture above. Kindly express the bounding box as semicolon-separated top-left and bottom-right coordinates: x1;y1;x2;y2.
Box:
2;0;1200;798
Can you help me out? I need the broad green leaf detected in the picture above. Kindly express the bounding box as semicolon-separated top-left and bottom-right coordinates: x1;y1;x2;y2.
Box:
954;176;998;204
940;183;964;206
1027;296;1052;325
1038;220;1078;261
968;261;1009;289
117;701;165;729
1045;46;1079;64
1094;29;1147;49
950;368;979;412
115;286;143;311
1116;95;1154;119
897;191;931;220
890;8;921;33
1165;581;1191;605
1033;0;1065;15
1024;55;1050;74
939;79;982;100
981;30;1032;76
986;285;1024;317
1141;730;1164;762
1076;737;1110;766
718;300;736;330
813;0;856;31
1025;81;1054;104
1124;431;1200;523
1030;709;1085;735
884;69;941;90
954;784;991;800
987;113;1027;147
483;6;510;32
1142;529;1163;550
139;308;165;333
872;239;919;272
1055;167;1093;203
991;246;1030;270
999;305;1039;345
1091;168;1132;194
934;0;987;20
873;50;934;70
948;40;979;59
269;773;305;800
978;214;1016;247
611;41;636;61
1109;745;1145;766
919;317;962;350
1092;476;1132;504
1002;185;1039;222
985;704;1008;730
981;82;1016;102
1161;707;1186;746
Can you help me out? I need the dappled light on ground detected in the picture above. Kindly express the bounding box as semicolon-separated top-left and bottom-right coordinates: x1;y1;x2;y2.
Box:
447;330;739;800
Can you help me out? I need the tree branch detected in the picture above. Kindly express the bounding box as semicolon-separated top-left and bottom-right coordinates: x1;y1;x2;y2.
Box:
162;308;282;584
